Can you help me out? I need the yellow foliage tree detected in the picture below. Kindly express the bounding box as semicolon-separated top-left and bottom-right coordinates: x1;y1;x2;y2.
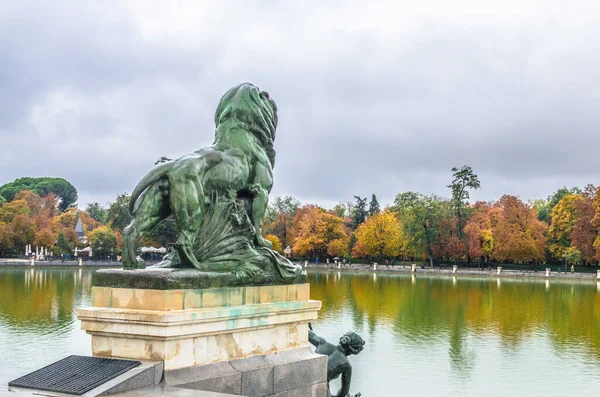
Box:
327;237;349;257
0;199;30;223
352;211;403;258
548;194;583;260
265;234;283;253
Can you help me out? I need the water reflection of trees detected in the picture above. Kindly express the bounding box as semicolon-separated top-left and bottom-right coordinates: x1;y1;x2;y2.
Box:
0;268;93;330
309;272;600;373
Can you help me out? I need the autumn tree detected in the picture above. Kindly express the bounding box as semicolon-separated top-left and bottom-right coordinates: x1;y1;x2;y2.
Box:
592;187;600;262
0;199;30;223
0;222;13;256
368;194;380;217
535;186;582;223
548;194;583;261
265;196;300;248
352;211;402;259
564;247;582;265
393;192;449;267
53;209;100;235
34;228;56;248
265;234;283;253
447;165;480;239
570;194;597;264
293;206;347;259
327;238;348;257
492;195;547;263
464;202;495;266
88;226;118;257
10;215;36;251
14;190;44;217
434;215;467;263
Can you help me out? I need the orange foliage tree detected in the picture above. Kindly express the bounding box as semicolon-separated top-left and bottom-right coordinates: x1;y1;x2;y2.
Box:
433;215;467;262
292;206;347;259
464;202;495;264
570;195;597;264
492;195;547;263
592;187;600;262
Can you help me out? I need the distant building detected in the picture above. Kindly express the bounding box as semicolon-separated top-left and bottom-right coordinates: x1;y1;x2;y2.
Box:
75;216;87;244
283;245;292;258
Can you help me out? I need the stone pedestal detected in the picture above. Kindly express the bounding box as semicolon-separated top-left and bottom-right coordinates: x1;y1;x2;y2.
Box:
452;265;458;274
497;266;502;275
77;284;320;371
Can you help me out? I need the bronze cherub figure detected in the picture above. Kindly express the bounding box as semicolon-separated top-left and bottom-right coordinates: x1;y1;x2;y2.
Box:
309;323;365;397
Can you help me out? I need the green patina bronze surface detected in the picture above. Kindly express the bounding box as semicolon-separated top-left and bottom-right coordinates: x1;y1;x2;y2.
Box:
309;324;364;397
119;83;303;286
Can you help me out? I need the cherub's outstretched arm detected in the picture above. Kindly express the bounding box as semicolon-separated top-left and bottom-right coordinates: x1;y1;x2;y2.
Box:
308;327;326;348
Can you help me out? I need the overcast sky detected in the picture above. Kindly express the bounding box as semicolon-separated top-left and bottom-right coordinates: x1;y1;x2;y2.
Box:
1;0;599;210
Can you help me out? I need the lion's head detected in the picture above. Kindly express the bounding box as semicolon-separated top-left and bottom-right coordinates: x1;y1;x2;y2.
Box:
214;83;278;166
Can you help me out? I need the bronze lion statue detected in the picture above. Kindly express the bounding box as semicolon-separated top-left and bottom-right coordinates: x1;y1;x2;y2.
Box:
121;83;301;282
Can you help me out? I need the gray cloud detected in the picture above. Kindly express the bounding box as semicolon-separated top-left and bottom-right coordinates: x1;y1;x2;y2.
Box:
1;0;599;210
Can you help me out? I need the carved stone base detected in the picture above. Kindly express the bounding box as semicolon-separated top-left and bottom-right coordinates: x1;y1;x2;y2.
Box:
76;284;320;371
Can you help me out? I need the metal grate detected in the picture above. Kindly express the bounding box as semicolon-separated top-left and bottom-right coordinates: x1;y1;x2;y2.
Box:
9;355;141;395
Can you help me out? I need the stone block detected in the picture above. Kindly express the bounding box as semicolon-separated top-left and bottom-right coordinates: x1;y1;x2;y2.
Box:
269;383;327;397
140;289;185;311
161;349;327;397
92;286;112;307
311;382;327;397
266;348;327;394
295;284;310;302
101;363;157;395
91;284;310;311
165;361;241;395
231;355;274;397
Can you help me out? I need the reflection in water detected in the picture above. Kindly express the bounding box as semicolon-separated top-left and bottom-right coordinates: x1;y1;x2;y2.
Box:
0;268;93;390
1;269;600;396
309;272;600;396
311;273;600;359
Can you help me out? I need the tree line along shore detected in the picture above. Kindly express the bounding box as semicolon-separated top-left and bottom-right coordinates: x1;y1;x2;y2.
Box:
0;167;599;270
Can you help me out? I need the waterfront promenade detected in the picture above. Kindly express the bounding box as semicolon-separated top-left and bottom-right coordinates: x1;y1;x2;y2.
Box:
303;262;600;282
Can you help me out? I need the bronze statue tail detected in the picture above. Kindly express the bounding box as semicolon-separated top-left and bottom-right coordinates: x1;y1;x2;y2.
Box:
128;162;173;215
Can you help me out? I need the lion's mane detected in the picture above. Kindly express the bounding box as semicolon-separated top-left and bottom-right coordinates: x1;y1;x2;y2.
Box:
213;83;278;167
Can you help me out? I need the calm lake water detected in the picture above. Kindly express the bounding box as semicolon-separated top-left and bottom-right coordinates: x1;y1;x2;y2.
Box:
1;268;600;396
